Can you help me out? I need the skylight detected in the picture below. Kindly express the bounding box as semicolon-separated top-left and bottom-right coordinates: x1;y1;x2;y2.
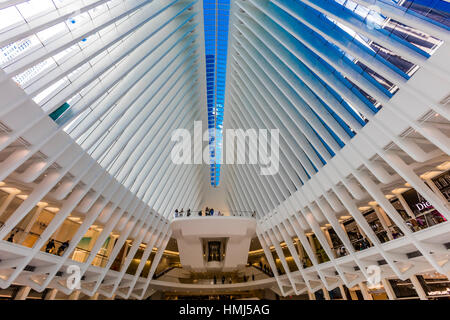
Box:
203;0;231;187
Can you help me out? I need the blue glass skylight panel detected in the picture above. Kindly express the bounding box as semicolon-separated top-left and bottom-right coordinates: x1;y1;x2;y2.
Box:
203;0;231;187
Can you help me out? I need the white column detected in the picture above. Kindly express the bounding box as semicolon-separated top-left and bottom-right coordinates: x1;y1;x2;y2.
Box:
339;285;348;300
295;239;305;260
0;193;17;219
355;223;372;246
323;228;334;249
381;278;396;300
89;292;100;300
68;290;81;300
120;241;131;270
17;205;45;244
410;275;428;300
14;286;31;300
358;282;373;300
378;207;394;228
371;205;394;240
44;288;58;300
425;179;448;204
322;287;331;300
396;194;416;219
306;234;318;261
339;222;347;234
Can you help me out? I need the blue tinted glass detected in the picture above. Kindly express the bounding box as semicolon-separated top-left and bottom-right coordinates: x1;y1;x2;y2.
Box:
203;0;231;187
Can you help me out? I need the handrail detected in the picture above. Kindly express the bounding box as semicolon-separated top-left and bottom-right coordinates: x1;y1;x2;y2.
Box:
248;263;273;277
172;209;257;218
153;264;182;279
172;213;257;219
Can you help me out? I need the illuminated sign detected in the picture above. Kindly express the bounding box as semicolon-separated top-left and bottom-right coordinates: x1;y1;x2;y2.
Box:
427;288;450;296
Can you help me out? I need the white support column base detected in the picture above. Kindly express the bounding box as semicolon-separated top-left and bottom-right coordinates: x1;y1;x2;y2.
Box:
14;286;31;300
410;275;428;300
358;282;373;300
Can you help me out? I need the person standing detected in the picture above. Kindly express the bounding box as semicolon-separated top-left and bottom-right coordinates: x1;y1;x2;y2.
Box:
7;231;16;243
45;239;56;253
57;240;69;256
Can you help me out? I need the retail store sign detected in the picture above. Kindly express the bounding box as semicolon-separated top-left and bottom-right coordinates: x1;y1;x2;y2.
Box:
403;189;434;215
414;201;433;212
412;193;433;213
427;288;450;296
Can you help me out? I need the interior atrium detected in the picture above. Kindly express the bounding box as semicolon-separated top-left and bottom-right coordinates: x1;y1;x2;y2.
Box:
0;0;449;302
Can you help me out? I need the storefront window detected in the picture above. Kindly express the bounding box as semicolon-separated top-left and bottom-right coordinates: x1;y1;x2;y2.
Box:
416;273;450;300
207;241;222;262
342;220;372;251
389;279;419;299
432;171;450;201
401;188;447;230
329;287;343;299
328;228;347;257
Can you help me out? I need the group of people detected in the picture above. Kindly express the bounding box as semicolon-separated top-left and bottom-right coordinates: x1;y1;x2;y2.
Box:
6;228;19;243
174;208;191;217
6;230;70;257
212;274;255;284
336;246;347;257
257;261;273;276
353;238;371;251
347;231;371;251
173;208;258;218
45;239;70;256
174;207;224;218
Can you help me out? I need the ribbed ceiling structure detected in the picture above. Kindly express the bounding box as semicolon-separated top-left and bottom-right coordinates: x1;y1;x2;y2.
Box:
0;0;448;300
224;0;449;218
0;0;205;216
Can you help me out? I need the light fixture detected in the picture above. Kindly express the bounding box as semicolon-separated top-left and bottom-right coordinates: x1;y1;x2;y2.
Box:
420;171;442;180
1;187;21;194
436;161;450;171
392;187;409;194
